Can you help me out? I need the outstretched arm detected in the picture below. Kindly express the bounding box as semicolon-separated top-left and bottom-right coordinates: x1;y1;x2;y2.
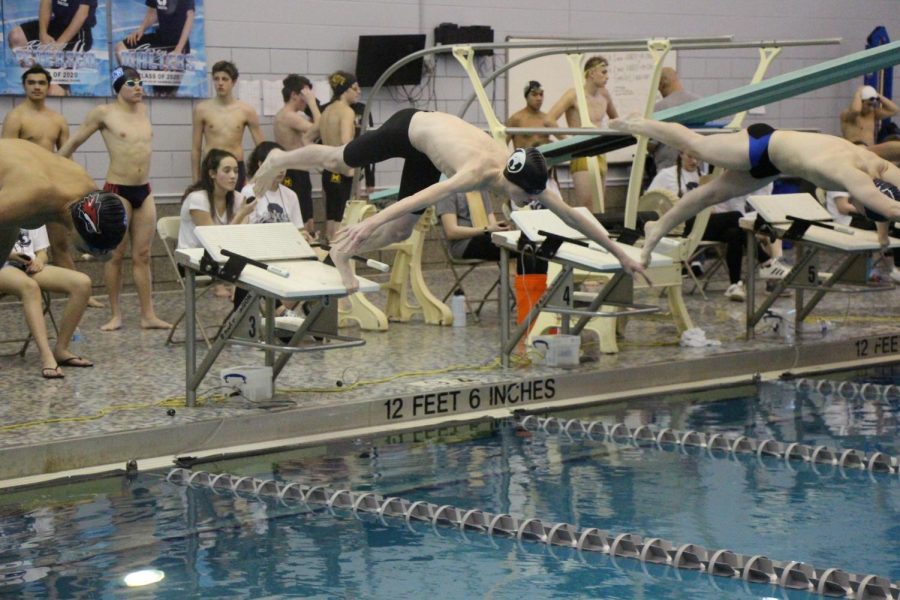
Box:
536;187;650;283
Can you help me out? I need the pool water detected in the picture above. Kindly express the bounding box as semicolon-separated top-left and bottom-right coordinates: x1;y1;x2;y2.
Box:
1;367;899;599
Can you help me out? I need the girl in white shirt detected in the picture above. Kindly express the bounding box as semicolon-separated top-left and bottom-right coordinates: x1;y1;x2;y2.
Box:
238;141;305;230
0;226;94;378
177;149;257;249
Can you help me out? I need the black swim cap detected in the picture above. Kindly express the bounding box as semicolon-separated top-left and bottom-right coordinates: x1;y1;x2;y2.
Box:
112;66;140;94
69;191;128;252
329;71;357;97
874;178;900;201
504;148;548;195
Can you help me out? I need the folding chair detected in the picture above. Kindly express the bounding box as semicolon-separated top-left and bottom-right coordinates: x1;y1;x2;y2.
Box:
0;289;58;357
156;216;217;347
438;191;503;322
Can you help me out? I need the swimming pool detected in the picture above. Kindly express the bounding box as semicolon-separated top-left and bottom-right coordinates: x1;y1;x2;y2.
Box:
1;366;898;599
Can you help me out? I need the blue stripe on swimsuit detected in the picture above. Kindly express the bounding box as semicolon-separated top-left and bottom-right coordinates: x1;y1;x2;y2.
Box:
746;123;781;179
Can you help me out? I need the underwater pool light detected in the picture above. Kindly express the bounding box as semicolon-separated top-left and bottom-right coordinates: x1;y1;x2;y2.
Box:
123;569;165;587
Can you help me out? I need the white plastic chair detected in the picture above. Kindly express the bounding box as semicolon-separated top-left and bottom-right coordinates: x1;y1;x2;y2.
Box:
156;216;216;347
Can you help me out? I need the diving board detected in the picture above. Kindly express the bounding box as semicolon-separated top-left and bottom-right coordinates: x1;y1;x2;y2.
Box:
538;40;900;167
743;194;899;339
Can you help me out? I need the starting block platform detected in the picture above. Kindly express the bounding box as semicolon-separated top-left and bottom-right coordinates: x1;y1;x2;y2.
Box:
176;223;380;406
743;194;899;339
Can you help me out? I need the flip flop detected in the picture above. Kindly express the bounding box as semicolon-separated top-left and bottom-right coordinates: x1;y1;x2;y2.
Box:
42;366;64;379
57;356;94;368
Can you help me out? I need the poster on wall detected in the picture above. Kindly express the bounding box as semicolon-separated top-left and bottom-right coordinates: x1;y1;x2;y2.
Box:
111;0;207;98
2;0;110;96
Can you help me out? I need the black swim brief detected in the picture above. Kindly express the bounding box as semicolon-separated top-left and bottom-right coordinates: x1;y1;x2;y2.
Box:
343;108;441;215
103;182;151;210
322;170;352;221
747;123;781;179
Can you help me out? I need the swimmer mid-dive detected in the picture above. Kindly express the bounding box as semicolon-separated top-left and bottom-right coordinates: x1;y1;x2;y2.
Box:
0;139;129;265
609;115;900;265
252;109;650;291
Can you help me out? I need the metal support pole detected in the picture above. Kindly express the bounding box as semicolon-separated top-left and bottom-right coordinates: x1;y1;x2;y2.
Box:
185;268;197;407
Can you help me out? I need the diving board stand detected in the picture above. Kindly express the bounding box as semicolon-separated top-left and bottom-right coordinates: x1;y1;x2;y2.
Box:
743;194;899;339
493;209;671;368
176;223;381;406
345;195;452;326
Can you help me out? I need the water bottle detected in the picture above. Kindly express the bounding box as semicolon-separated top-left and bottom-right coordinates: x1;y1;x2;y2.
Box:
72;327;84;344
451;289;467;328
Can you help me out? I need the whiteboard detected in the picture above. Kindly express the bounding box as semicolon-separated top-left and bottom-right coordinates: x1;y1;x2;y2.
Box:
506;38;676;163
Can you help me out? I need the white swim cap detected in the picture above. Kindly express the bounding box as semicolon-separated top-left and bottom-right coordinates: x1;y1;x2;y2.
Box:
861;85;879;101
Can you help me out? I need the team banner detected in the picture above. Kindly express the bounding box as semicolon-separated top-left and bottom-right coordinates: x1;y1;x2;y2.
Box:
2;0;110;96
110;0;207;98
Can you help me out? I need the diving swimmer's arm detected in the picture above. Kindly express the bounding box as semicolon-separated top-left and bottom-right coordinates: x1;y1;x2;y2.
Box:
537;188;650;283
370;175;476;228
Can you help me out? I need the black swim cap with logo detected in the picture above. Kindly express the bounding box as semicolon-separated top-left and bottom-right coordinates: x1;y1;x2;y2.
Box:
504;148;548;195
69;191;128;252
112;66;140;94
868;178;900;222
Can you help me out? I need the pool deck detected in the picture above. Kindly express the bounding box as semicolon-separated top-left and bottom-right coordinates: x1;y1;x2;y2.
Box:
0;263;898;486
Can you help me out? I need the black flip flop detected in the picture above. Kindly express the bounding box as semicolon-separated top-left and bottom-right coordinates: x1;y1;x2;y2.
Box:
57;356;94;368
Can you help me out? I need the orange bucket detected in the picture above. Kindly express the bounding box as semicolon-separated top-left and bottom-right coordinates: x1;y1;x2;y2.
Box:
515;274;547;325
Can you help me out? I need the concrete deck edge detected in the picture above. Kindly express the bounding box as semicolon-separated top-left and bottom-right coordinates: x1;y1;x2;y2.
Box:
1;330;898;487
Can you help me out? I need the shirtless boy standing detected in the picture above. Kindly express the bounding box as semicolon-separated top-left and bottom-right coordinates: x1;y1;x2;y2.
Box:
192;60;264;188
840;85;898;146
548;56;619;209
319;71;361;240
506;80;556;149
59;67;170;331
2;66;69;151
274;74;320;235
